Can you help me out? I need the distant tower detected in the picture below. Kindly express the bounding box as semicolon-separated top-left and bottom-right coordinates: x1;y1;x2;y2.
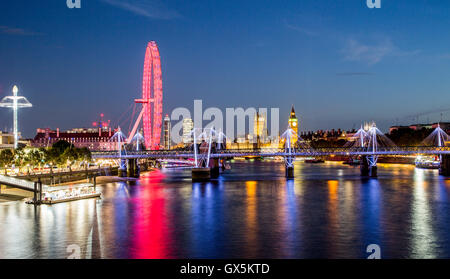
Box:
254;112;267;145
363;121;376;131
182;118;194;144
288;105;299;145
0;85;32;149
163;114;171;150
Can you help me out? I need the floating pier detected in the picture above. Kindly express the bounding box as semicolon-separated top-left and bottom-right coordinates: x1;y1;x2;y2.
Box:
26;183;101;205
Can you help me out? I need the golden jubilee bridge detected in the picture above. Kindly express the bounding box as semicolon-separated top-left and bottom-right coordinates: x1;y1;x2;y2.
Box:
92;125;450;180
93;146;450;159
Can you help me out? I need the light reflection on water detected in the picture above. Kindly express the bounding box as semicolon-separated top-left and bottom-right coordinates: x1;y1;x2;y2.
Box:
1;161;450;259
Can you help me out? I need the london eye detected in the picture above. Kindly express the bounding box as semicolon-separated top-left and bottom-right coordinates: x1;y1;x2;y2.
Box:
128;41;163;150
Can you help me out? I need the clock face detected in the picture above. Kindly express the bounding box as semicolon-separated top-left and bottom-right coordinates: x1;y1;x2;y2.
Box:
292;122;297;127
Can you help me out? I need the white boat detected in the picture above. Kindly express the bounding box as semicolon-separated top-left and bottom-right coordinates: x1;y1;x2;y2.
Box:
415;156;440;169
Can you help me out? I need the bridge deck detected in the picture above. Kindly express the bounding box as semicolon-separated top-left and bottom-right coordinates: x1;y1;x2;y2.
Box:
92;147;450;159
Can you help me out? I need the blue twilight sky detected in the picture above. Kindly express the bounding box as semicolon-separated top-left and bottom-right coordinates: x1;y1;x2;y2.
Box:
1;0;450;137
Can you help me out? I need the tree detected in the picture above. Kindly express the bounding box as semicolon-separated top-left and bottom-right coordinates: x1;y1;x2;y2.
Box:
52;140;73;154
78;148;92;164
28;149;44;171
49;140;73;169
62;147;80;171
14;148;26;173
0;149;14;168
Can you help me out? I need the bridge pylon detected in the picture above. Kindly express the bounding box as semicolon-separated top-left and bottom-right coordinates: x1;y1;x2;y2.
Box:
363;125;381;177
281;127;296;179
190;128;220;181
422;124;450;176
347;123;396;178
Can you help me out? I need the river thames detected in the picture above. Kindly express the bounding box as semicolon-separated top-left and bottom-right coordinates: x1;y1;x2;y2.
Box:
1;160;450;259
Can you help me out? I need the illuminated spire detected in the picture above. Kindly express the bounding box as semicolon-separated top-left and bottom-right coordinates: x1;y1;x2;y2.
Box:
288;105;299;145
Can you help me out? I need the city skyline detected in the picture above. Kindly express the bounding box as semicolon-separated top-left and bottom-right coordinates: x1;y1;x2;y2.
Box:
2;1;450;262
1;1;450;137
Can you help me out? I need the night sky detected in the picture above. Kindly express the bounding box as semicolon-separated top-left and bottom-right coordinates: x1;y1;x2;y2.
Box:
1;0;450;138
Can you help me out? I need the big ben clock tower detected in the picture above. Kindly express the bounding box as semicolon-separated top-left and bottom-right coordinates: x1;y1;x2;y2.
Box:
288;105;299;145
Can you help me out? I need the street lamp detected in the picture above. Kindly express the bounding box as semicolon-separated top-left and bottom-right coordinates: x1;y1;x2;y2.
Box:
0;85;33;149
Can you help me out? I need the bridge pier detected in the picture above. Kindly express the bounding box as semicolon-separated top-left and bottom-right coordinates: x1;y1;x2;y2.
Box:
360;156;378;177
369;165;378;177
286;166;294;179
33;182;37;203
210;159;220;179
118;159;127;178
38;178;42;203
360;156;369;176
33;178;43;205
440;155;450;176
127;159;140;178
192;168;211;181
88;175;97;190
141;160;149;172
360;156;377;177
220;159;226;171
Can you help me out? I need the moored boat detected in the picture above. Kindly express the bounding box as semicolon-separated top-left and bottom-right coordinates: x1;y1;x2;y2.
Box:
415;156;440;169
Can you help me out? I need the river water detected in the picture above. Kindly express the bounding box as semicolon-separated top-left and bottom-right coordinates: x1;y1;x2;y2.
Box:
1;160;450;259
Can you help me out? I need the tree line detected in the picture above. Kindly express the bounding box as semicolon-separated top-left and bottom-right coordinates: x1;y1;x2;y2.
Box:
0;140;92;173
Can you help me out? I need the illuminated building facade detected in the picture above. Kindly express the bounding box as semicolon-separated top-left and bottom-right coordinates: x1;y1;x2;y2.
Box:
0;131;14;149
288;105;299;144
182;118;194;144
32;127;118;151
163;114;171;150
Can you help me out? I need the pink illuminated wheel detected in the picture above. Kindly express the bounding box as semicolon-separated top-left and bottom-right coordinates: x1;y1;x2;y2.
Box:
136;41;163;150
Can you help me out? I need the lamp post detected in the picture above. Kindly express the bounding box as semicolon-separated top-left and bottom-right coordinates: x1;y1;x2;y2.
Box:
12;86;18;149
0;85;33;149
